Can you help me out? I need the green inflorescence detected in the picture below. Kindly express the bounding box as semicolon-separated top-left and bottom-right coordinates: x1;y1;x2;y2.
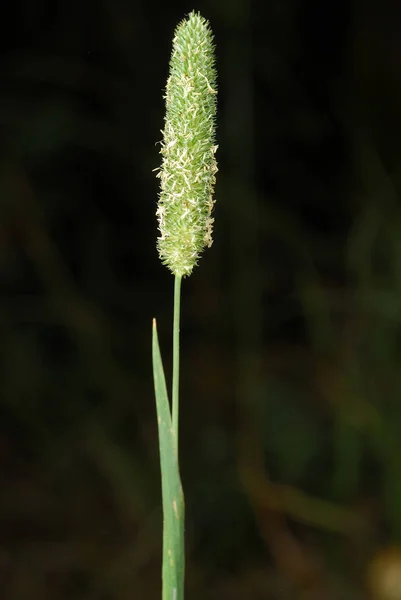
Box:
156;11;218;277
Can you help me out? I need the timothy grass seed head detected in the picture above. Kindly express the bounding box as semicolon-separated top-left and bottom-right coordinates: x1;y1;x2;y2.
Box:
156;11;218;277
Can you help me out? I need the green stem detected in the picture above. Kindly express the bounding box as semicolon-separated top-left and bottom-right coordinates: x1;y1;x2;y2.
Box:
172;275;182;451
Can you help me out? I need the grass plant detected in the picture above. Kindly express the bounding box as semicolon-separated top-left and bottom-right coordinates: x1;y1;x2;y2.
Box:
152;11;218;600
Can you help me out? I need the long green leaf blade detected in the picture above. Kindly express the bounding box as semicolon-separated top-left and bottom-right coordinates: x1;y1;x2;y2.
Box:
152;319;185;600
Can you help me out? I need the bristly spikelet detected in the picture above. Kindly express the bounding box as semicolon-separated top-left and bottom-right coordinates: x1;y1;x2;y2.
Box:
156;11;218;277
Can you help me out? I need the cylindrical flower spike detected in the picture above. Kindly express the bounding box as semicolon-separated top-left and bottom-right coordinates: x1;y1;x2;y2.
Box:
156;11;218;277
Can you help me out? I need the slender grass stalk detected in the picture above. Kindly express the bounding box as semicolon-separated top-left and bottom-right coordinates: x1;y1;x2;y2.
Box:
172;275;182;449
152;11;218;600
152;320;185;600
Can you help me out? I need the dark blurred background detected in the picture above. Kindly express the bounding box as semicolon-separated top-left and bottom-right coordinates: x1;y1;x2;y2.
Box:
1;0;401;598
